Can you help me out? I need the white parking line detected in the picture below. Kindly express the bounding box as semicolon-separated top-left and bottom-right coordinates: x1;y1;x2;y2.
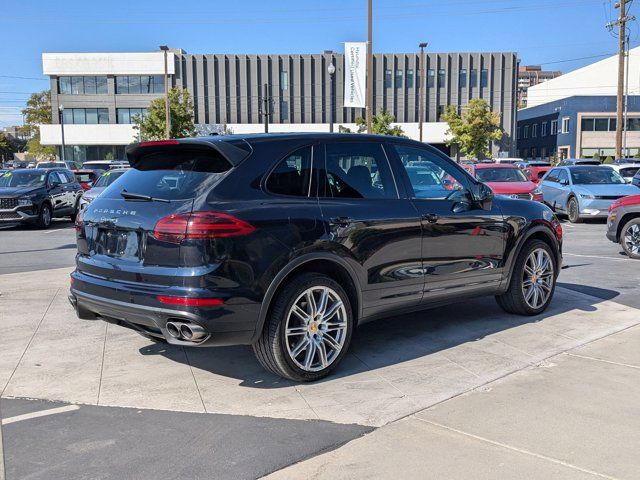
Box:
1;405;80;426
563;253;628;261
43;228;69;234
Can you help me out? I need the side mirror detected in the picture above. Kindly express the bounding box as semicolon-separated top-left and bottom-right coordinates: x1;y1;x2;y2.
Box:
559;179;569;186
474;182;494;211
49;180;61;189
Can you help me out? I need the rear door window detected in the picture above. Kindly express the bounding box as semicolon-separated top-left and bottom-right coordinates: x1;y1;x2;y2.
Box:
101;148;231;201
265;146;313;197
319;142;397;199
545;169;559;183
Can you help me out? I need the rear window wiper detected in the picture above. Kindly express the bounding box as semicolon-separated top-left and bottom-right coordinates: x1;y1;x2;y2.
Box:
120;190;171;203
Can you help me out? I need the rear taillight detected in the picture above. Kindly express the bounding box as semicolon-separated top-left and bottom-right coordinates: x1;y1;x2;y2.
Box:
75;211;84;233
554;222;563;241
152;212;256;244
140;140;180;147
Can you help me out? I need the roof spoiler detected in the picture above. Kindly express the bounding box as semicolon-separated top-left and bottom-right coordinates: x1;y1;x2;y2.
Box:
125;138;251;169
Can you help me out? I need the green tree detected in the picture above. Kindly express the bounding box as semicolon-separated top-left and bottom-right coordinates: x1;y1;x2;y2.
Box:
592;151;601;162
0;133;15;162
134;88;196;141
354;110;406;137
338;125;353;133
603;155;614;164
21;90;57;160
442;98;503;159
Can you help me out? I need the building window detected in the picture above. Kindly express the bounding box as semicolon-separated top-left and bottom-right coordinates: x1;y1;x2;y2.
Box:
115;75;164;94
459;69;467;88
561;117;570;134
427;69;435;88
280;100;289;121
406;69;414;88
627;118;640;131
437;105;445;121
516;126;520;140
480;69;488;88
523;125;529;139
550;119;558;135
610;118;617;131
438;69;446;87
541;122;547;136
280;71;288;91
594;118;609;131
61;108;109;124
531;147;537;158
116;108;147;124
58;76;108;95
395;69;403;88
581;118;595;131
470;69;478;88
385;69;392;88
532;124;537;138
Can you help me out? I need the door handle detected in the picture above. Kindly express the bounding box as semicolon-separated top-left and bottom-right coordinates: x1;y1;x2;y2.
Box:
330;216;353;227
422;213;439;223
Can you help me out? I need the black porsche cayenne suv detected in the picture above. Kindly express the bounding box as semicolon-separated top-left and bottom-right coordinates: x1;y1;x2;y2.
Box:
70;134;562;381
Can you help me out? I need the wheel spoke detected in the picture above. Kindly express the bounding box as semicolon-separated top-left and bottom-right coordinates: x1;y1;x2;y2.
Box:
532;286;540;307
324;321;347;332
322;334;342;352
303;341;317;369
286;325;308;336
525;285;535;302
317;288;329;315
305;291;317;317
290;337;310;358
291;304;310;322
321;300;343;322
317;341;328;368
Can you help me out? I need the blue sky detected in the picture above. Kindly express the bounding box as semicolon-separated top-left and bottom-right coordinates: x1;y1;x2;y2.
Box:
0;0;634;126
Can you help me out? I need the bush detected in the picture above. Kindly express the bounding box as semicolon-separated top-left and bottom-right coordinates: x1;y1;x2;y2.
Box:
603;156;613;164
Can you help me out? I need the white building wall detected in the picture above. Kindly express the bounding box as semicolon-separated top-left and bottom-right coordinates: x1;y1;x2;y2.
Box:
527;46;640;107
42;52;174;75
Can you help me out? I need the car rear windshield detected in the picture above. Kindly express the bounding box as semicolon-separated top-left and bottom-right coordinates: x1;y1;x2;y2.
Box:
0;170;46;188
101;148;231;201
75;172;94;182
475;167;527;183
570;167;626;185
93;170;126;188
620;167;640;178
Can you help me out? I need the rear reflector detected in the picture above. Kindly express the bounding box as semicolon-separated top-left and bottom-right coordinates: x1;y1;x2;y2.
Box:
140;140;180;147
153;211;256;244
157;296;224;307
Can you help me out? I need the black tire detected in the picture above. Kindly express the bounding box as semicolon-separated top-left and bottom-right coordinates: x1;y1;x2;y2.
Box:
620;218;640;259
253;273;354;382
36;203;52;229
567;197;582;223
69;198;80;223
496;239;557;316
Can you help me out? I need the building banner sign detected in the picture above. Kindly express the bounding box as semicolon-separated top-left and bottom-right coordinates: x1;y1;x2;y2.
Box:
344;42;367;108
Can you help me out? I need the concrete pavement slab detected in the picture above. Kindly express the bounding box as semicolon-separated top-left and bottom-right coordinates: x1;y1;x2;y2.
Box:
415;349;640;479
0;267;72;295
570;324;640;368
265;415;598;480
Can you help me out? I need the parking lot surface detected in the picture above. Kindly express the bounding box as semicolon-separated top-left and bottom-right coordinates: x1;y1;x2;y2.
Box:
1;218;639;479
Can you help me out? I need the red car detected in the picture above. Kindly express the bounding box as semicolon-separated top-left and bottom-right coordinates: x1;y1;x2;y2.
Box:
72;169;103;191
465;163;544;202
523;166;552;184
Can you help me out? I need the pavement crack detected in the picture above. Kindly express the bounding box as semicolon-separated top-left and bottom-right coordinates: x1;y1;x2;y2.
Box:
415;418;620;480
1;288;59;398
183;348;208;414
96;322;109;405
565;352;640;371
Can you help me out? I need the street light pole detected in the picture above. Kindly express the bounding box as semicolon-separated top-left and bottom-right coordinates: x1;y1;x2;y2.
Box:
160;45;171;139
59;104;66;162
328;61;336;132
366;0;373;134
418;42;428;143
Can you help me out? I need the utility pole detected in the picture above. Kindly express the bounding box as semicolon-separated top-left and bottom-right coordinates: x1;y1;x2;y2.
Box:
366;0;373;134
418;42;428;142
607;1;635;159
59;105;66;162
261;83;271;133
159;45;171;139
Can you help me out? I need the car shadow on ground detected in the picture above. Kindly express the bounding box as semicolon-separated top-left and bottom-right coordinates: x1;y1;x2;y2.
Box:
138;283;620;389
0;219;75;231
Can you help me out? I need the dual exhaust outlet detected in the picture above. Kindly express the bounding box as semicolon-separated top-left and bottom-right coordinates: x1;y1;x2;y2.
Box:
166;321;208;342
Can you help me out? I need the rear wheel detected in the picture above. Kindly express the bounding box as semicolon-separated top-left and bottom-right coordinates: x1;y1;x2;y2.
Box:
69;198;80;223
496;239;557;315
36;203;52;229
620;218;640;259
567;197;582;223
253;273;353;381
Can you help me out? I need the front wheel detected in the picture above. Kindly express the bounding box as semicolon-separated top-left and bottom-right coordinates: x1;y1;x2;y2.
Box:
620;218;640;259
36;203;52;229
496;239;557;315
567;197;582;223
253;273;354;381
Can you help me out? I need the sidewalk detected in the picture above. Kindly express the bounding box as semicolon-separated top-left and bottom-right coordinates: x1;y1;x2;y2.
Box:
266;324;640;480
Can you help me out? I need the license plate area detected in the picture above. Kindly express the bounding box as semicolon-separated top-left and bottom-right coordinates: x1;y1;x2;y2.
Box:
96;229;140;259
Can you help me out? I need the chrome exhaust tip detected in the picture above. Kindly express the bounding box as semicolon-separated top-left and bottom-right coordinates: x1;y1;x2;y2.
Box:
179;323;207;341
166;321;181;339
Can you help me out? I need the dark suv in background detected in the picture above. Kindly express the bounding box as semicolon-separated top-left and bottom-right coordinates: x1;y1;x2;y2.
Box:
70;134;562;381
0;168;83;228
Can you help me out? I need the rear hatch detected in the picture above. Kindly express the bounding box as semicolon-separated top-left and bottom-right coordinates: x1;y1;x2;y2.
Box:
76;140;249;287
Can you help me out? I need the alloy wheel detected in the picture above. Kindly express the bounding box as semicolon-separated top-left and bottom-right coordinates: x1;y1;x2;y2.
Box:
284;286;348;372
623;223;640;256
42;205;51;227
521;248;554;309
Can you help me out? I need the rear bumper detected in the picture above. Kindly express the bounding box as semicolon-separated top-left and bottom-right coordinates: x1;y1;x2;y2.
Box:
69;270;259;346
